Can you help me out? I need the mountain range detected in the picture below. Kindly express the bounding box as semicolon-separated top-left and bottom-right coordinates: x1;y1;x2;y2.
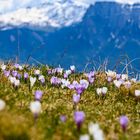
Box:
0;1;140;71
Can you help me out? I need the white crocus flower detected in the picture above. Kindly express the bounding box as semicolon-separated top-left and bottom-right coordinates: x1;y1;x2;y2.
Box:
34;69;40;75
18;65;23;70
70;65;75;71
121;74;128;81
65;70;72;75
106;70;116;78
0;99;6;111
80;79;89;89
79;134;90;140
61;79;70;88
135;90;140;97
88;122;104;140
113;80;122;88
1;64;6;71
96;88;102;95
102;87;108;94
29;101;42;114
14;79;20;87
9;76;16;84
38;75;44;80
30;76;37;87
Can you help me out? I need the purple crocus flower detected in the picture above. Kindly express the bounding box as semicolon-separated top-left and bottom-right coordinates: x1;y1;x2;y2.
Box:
75;84;85;95
73;94;80;104
47;69;52;75
60;115;67;122
88;77;94;84
64;73;68;79
12;70;18;77
50;76;61;85
74;111;85;131
35;90;43;101
4;70;10;77
17;73;22;79
120;115;129;132
116;74;121;80
24;73;29;79
14;63;20;69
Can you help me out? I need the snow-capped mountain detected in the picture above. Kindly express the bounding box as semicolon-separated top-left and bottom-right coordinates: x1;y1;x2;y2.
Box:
0;0;88;30
0;1;140;71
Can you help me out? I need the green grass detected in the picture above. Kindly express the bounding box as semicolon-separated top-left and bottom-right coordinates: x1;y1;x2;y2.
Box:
0;65;140;140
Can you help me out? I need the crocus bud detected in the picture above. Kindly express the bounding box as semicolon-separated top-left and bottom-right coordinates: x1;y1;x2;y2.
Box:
73;94;80;104
120;115;129;132
74;111;85;131
35;90;43;101
30;101;41;114
30;77;36;87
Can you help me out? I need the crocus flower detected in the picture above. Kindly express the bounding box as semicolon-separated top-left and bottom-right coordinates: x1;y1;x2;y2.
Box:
113;80;122;88
34;69;40;75
120;115;129;132
121;74;128;81
106;70;116;78
12;70;18;77
74;111;85;131
79;134;90;140
0;99;6;111
135;90;140;97
88;77;94;84
107;77;112;82
61;79;70;88
14;63;23;70
73;94;80;104
60;115;67;122
35;90;43;101
116;74;121;80
88;122;104;140
39;75;45;84
96;88;102;95
80;80;89;89
24;73;29;79
50;76;61;85
14;79;20;87
1;64;6;71
75;84;85;95
70;65;75;73
17;73;22;79
55;67;63;74
30;76;36;87
102;87;108;95
4;70;10;77
29;101;42;116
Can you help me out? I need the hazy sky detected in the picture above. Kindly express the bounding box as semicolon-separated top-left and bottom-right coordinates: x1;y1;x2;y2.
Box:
0;0;140;13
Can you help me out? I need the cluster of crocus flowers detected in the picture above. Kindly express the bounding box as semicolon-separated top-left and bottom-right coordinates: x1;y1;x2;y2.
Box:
8;76;20;87
96;87;108;95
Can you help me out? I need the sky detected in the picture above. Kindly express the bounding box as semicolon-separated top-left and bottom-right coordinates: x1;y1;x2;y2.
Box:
0;0;140;14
